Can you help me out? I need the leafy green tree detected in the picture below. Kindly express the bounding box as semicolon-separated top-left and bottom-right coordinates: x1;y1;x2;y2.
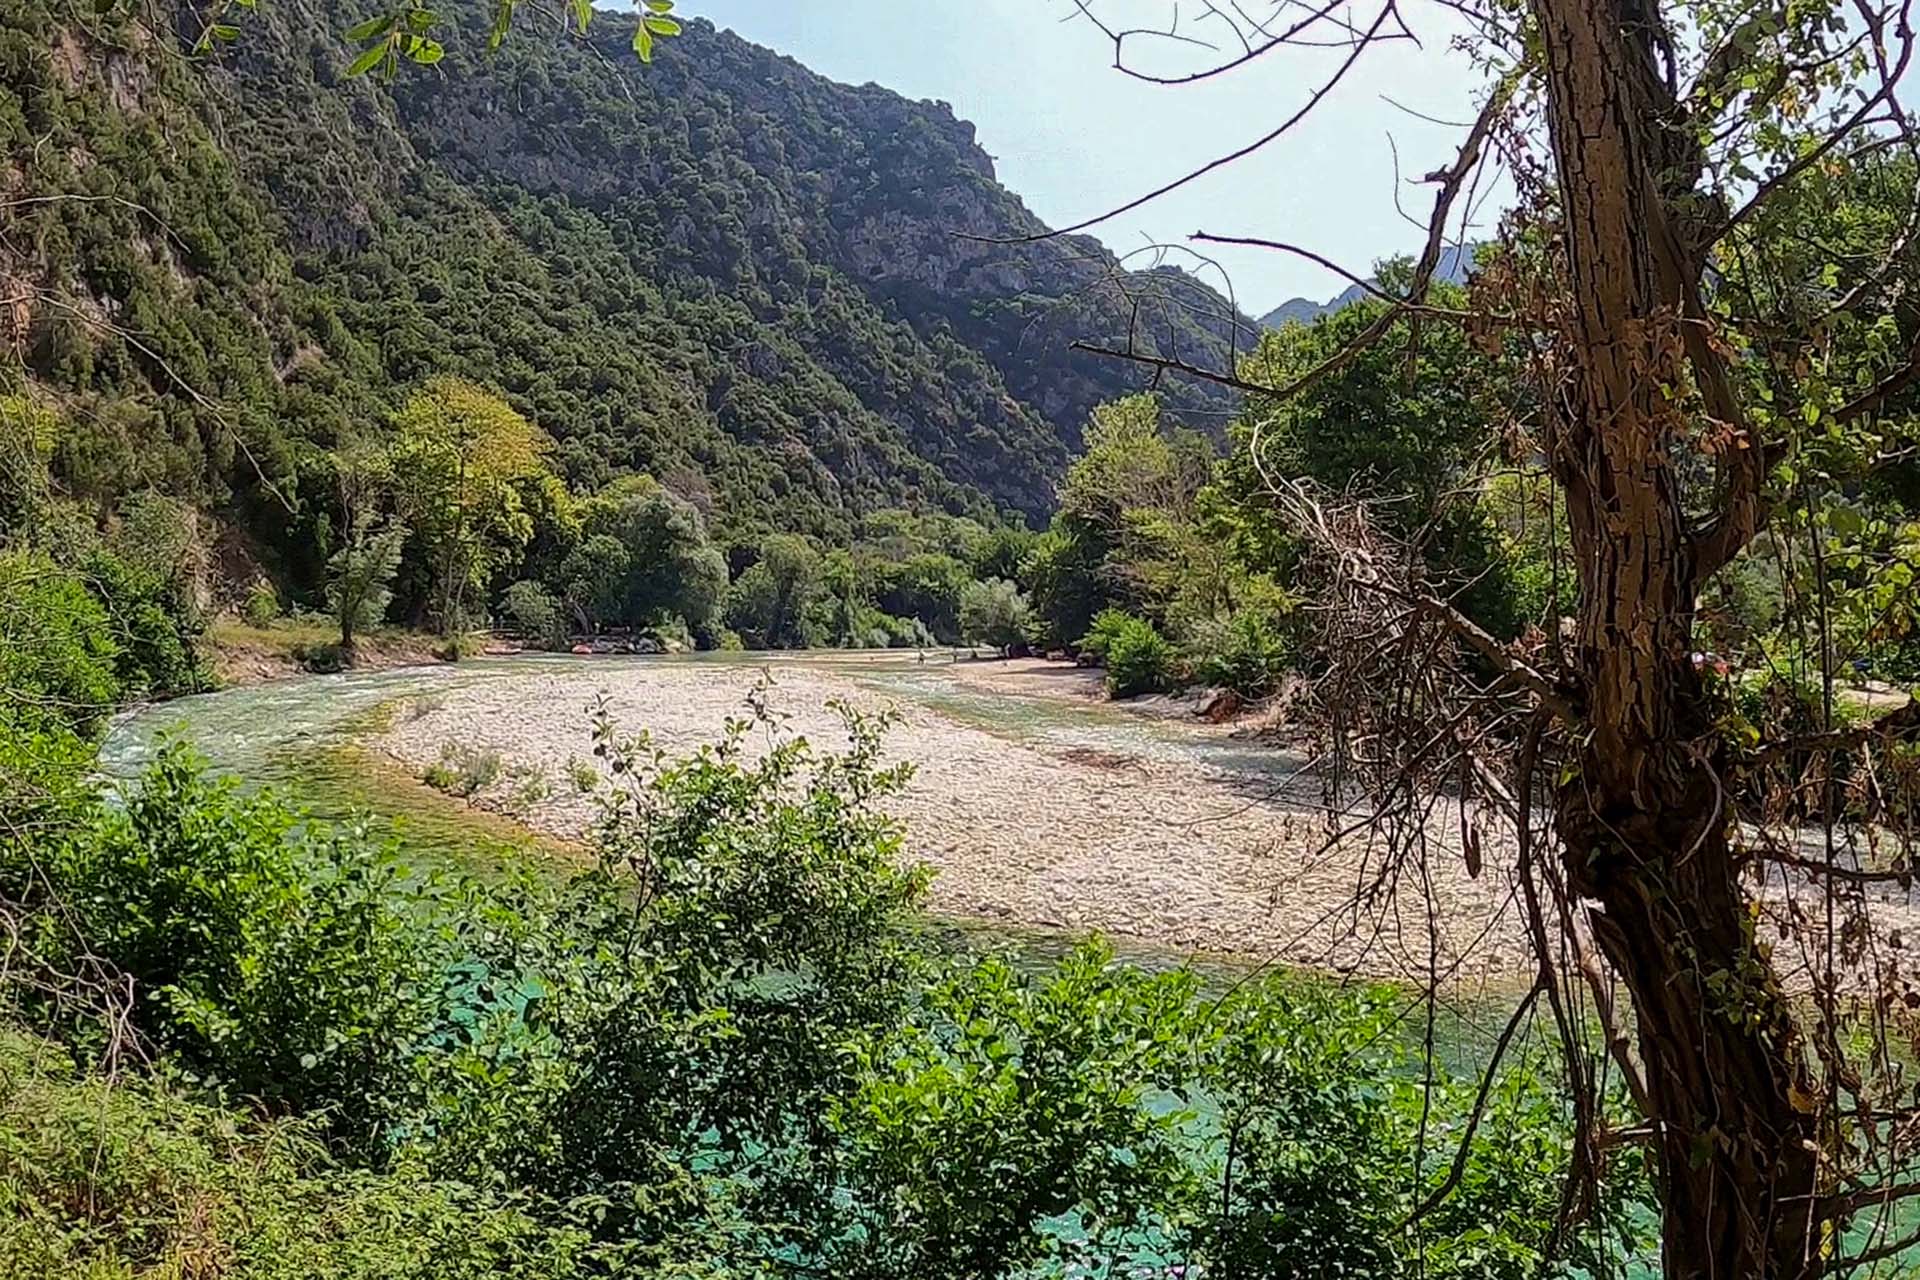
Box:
818;549;870;648
558;534;631;635
572;477;728;640
325;521;405;651
1213;274;1530;636
390;379;552;634
1022;521;1109;651
0;553;121;738
725;535;822;648
501;580;567;649
959;577;1032;656
873;553;972;644
967;525;1037;584
0;394;55;542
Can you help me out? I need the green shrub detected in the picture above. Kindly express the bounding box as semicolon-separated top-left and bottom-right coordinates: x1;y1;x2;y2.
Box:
1077;606;1136;662
1193;606;1298;699
82;548;207;700
505;764;552;813
1091;612;1175;697
503;580;568;650
243;579;281;628
436;632;488;661
0;551;121;737
565;755;600;793
959;577;1032;655
834;944;1202;1279
428;743;503;797
832;944;1643;1280
0;1030;593;1280
32;749;448;1143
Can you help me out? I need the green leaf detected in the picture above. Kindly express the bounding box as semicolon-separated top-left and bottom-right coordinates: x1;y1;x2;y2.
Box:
346;41;389;76
632;23;654;61
210;22;240;39
571;0;590;30
487;0;513;49
643;14;681;35
405;7;436;34
345;14;394;40
409;38;444;65
643;0;674;10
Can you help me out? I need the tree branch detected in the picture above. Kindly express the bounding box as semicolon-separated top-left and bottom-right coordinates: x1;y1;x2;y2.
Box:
1401;976;1545;1227
967;1;1400;245
1752;698;1920;763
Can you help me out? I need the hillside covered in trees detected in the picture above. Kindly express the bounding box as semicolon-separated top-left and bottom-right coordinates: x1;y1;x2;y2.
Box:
2;0;1248;602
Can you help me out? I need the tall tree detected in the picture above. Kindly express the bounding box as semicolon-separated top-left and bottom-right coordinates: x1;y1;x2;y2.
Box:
390;378;551;634
1066;2;1920;1274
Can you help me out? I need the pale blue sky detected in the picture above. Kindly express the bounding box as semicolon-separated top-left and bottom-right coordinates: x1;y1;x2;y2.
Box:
672;1;1499;315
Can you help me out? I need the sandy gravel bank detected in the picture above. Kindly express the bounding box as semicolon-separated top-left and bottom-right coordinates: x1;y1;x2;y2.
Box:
376;658;1531;982
372;656;1920;991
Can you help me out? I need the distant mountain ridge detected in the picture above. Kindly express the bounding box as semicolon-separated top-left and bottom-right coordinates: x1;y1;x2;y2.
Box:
1258;244;1477;329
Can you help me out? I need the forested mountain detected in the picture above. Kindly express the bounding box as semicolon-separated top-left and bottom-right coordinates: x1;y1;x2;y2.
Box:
2;0;1249;578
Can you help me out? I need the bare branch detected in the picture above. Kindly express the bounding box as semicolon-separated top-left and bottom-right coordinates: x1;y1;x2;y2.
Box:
969;1;1400;245
1401;975;1544;1227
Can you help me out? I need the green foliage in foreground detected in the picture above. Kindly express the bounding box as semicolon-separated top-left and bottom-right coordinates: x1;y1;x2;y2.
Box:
0;1031;594;1279
0;686;1650;1277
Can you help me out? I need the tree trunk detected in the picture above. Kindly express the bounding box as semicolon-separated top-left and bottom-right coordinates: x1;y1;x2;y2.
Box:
1532;3;1822;1275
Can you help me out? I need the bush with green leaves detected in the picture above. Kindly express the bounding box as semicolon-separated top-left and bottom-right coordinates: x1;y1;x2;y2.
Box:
833;944;1203;1279
1077;606;1136;662
82;548;207;700
959;576;1033;656
833;945;1647;1280
28;750;449;1145
243;579;282;627
502;579;568;649
426;742;505;797
0;1030;595;1280
1192;600;1299;700
1089;611;1176;698
0;551;122;737
327;520;407;650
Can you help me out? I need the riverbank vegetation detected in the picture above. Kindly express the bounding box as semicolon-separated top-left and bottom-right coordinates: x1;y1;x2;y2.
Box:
0;665;1650;1278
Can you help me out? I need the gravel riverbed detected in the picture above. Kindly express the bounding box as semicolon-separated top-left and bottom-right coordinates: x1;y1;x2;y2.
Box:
377;656;1531;983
